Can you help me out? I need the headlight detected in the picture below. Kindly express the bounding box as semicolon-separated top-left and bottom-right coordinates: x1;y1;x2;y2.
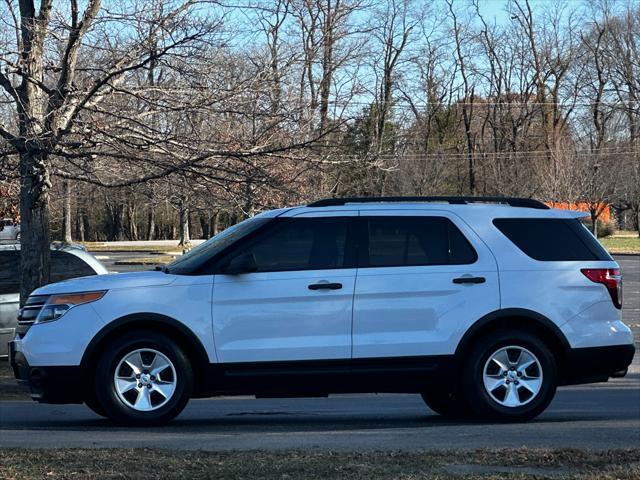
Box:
35;291;107;323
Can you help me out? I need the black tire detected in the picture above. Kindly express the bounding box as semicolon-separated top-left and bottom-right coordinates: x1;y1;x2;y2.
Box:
84;392;107;417
421;388;470;418
94;330;193;426
463;329;557;422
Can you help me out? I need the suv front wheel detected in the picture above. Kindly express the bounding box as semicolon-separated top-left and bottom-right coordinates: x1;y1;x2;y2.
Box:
94;331;193;426
463;330;557;422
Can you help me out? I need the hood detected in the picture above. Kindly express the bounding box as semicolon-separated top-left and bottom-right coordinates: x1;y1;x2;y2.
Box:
32;271;177;296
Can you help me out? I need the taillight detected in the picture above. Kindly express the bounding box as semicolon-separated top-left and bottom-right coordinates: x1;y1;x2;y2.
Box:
581;268;622;309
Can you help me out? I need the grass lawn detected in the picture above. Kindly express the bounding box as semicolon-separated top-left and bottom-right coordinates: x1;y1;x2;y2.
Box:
0;448;638;479
82;243;186;254
601;235;640;254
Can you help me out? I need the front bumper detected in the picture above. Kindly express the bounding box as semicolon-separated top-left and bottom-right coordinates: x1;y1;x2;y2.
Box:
9;340;84;404
561;344;636;385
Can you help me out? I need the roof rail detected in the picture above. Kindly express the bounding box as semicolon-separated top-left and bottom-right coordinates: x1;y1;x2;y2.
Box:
307;196;550;209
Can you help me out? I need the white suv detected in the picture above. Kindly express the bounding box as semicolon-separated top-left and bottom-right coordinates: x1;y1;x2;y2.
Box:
9;197;635;425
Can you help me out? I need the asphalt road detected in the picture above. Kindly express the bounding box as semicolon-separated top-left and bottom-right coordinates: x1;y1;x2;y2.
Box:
619;255;640;373
620;254;640;326
0;254;637;451
0;376;638;451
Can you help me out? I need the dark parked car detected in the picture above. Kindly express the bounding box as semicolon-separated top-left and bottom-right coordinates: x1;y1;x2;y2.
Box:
0;243;107;358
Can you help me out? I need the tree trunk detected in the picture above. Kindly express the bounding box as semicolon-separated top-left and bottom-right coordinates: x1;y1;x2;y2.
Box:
19;151;51;305
107;201;125;241
178;201;190;246
199;214;210;239
76;206;85;242
128;203;138;240
212;211;220;236
83;211;91;241
462;108;475;195
590;208;599;237
147;209;156;240
63;180;72;243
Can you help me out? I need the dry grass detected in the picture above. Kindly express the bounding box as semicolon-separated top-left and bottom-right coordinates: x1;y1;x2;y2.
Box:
0;361;29;400
601;236;640;254
113;255;175;266
0;448;638;479
0;361;12;379
614;230;640;238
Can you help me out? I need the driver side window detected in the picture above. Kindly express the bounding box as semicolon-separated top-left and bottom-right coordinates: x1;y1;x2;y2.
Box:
227;217;349;273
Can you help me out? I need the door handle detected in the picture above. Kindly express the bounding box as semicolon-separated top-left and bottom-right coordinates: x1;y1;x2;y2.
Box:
452;276;486;284
308;282;343;290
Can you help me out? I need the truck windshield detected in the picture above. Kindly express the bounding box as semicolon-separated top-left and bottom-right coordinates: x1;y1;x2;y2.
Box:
165;217;271;274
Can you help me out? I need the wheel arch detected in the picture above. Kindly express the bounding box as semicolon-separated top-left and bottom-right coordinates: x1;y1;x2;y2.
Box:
80;313;210;396
455;308;571;380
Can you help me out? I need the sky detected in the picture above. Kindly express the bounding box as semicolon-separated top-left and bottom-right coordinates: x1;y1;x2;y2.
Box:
472;0;601;26
475;0;512;24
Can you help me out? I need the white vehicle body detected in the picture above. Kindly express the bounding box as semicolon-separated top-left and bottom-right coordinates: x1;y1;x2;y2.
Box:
9;197;635;424
0;219;19;241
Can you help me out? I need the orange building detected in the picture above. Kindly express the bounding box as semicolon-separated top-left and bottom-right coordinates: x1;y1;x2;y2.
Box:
545;202;611;222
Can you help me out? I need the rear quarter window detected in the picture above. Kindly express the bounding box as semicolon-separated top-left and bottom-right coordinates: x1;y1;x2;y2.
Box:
493;218;612;261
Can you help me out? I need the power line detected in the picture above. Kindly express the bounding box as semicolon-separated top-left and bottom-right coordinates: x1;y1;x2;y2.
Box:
331;149;640;160
51;86;640;108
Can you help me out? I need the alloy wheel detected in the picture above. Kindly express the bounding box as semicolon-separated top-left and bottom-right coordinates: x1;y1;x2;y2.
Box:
482;345;543;408
113;348;177;412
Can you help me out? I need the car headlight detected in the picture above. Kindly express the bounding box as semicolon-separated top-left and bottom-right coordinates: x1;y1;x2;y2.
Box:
35;291;107;323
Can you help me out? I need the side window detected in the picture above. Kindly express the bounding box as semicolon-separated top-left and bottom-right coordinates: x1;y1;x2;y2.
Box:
229;217;349;272
51;251;98;283
363;216;476;268
493;218;613;261
0;251;20;295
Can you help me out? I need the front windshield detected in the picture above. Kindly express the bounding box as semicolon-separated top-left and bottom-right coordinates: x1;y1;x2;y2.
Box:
166;216;271;274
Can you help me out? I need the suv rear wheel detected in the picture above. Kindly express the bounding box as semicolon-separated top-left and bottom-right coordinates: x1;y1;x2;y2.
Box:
463;330;557;422
94;331;193;426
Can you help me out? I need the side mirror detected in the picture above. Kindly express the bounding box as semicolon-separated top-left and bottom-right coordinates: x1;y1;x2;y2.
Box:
222;252;257;275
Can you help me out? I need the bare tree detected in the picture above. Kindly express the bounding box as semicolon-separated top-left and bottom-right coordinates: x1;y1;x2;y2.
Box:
447;0;477;194
292;0;365;132
0;0;224;301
